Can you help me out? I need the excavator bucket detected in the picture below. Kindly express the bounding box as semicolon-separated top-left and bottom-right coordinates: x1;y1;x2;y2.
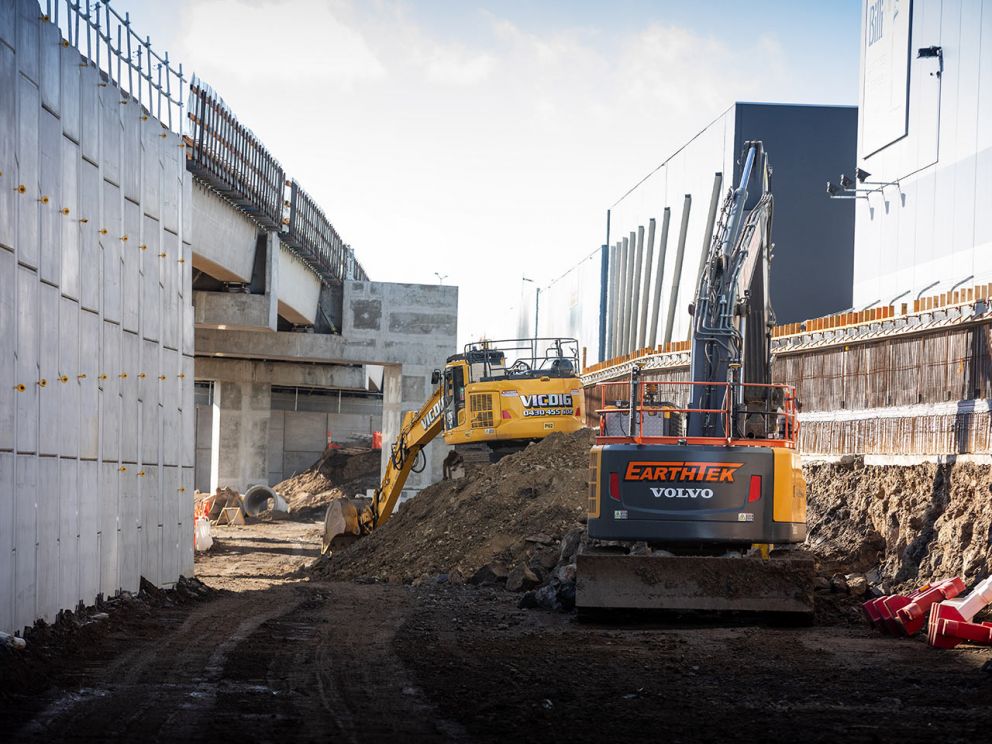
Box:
322;498;373;554
576;546;815;618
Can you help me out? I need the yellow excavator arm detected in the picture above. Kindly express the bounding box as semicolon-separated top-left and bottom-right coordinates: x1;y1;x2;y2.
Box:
371;384;445;528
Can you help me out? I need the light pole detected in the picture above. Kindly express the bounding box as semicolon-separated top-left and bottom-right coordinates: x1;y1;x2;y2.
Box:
521;276;539;338
434;272;448;285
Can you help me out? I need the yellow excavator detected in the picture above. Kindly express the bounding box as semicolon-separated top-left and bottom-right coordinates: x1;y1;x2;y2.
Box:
322;337;584;553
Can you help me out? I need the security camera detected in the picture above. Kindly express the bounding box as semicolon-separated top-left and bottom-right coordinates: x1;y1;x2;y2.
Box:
856;168;871;183
840;174;854;189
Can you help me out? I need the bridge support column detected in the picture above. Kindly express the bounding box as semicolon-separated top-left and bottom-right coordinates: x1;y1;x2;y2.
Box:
209;380;272;495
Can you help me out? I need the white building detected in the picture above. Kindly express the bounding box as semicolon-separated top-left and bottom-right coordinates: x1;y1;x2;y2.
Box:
853;0;992;307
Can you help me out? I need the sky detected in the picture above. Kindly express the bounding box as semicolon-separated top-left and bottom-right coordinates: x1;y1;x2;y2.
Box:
118;0;861;346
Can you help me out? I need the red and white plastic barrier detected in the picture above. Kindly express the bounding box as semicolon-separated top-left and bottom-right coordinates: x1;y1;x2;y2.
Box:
928;577;992;649
862;578;966;636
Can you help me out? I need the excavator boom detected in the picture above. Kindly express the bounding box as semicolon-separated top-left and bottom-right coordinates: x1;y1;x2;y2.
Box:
322;383;445;553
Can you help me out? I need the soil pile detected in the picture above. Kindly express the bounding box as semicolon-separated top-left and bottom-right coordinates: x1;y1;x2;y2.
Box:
316;430;594;585
804;458;992;589
273;447;380;514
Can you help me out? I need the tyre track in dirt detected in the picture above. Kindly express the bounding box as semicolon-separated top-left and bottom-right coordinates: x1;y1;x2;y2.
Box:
5;520;465;743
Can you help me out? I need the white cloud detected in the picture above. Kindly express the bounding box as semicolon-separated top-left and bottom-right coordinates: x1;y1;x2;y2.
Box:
424;47;496;85
178;0;385;90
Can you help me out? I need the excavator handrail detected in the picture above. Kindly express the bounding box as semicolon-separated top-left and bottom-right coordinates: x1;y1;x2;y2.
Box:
595;378;799;447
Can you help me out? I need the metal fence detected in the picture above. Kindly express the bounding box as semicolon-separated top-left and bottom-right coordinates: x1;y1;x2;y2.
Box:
47;0;186;132
186;76;285;230
284;180;368;284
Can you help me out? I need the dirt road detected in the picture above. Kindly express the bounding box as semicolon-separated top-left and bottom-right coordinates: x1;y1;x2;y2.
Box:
4;518;992;743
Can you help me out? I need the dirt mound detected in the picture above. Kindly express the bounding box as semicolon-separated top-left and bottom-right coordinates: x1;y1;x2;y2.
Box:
804;458;992;589
274;447;380;514
315;430;595;584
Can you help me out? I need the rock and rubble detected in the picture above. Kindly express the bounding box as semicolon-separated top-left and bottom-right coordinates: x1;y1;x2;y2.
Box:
804;458;992;590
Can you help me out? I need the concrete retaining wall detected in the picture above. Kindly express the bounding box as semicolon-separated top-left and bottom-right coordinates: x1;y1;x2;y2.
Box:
0;5;194;634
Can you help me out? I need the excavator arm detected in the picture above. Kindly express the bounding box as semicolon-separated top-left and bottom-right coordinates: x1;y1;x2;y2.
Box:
371;384;445;528
322;380;446;553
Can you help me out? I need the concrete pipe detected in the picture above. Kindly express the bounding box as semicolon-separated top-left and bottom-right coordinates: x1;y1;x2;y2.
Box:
242;485;288;516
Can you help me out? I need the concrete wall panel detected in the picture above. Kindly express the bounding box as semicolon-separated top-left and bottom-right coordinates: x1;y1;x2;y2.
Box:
161;136;180;234
17;73;40;269
38;282;59;456
15;0;38;82
161;466;179;584
58;457;78;613
100;320;121;462
13;454;37;632
78;309;99;459
0;249;14;450
59;136;79;299
122;199;140;332
180;467;194;576
162;349;181;467
140;118;161;219
0;454;14;632
162;229;178;350
59;42;79;143
98;462;119;597
38;107;60;284
140;465;161;586
181;356;195;467
36;456;59;622
121;331;139;464
118;467;139;593
77;459;99;606
0;44;15;250
99;82;121;187
59;297;79;457
16;266;38;453
122;100;141;203
182;171;192;243
78;65;98;164
101;180;122;323
38;18;59;115
182;246;195;354
140;340;159;465
78;159;99;311
141;215;160;342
